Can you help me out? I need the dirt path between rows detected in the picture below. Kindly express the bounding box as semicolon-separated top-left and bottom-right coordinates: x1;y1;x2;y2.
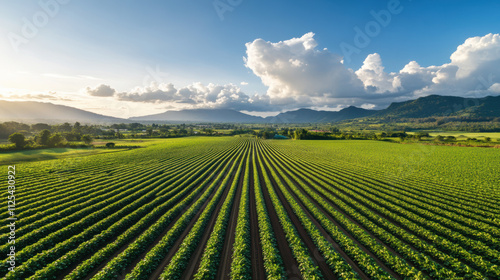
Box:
148;155;239;280
255;155;302;280
316;171;462;275
258;151;339;280
215;157;246;279
266;162;373;279
262;143;407;278
297;162;443;272
268;154;404;279
78;155;226;280
248;160;266;279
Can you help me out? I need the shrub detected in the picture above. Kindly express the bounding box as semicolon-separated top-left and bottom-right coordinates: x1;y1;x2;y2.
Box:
8;133;25;149
105;142;116;148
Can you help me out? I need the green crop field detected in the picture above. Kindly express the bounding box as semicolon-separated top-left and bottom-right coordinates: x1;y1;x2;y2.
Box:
406;131;500;140
2;136;499;279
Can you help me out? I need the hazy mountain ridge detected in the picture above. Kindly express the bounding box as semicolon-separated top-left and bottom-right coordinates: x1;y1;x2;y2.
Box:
129;109;263;123
1;94;499;124
266;106;377;123
0;101;125;124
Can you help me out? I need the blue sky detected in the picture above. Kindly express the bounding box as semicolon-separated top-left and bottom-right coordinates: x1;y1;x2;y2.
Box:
1;0;500;117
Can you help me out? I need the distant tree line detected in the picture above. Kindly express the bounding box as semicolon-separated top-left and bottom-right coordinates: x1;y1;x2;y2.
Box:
0;121;102;140
0;121;231;150
2;120;498;151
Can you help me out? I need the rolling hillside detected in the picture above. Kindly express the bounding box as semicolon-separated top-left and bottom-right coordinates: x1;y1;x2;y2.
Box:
375;95;500;118
0;101;125;124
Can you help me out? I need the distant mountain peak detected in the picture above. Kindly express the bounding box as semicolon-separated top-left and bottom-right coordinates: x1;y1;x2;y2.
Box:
1;94;498;124
129;108;264;123
0;100;124;124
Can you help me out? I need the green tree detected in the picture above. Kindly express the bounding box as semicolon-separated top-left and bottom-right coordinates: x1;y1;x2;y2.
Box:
8;133;25;149
73;122;81;132
38;129;52;146
293;129;308;140
31;123;51;131
48;133;64;147
82;134;93;145
416;132;430;138
58;122;72;132
330;127;340;133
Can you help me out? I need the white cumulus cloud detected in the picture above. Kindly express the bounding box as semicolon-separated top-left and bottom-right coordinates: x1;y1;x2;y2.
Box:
86;84;116;97
112;82;277;111
450;33;500;79
354;33;500;100
355;53;400;93
83;33;500;112
244;32;365;100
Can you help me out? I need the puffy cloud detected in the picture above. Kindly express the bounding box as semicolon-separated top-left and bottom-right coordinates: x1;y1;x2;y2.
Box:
450;33;500;79
86;84;116;97
395;61;441;94
360;103;376;109
116;83;179;102
488;83;500;93
353;33;500;100
83;33;500;112
113;82;277;111
355;53;400;93
244;32;365;100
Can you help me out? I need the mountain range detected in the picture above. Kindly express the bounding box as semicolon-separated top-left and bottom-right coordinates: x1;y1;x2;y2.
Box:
374;95;500;118
0;101;123;124
1;94;499;124
129;109;263;123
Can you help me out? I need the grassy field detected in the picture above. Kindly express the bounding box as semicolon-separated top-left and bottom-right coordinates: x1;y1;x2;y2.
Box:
0;138;167;165
2;137;498;279
90;138;168;147
0;148;130;166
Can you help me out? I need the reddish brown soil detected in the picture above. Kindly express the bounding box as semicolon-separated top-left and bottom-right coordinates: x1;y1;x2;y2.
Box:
83;152;237;280
148;156;239;280
267;150;408;279
308;167;454;273
255;155;303;280
215;158;246;279
258;151;338;280
248;161;266;280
